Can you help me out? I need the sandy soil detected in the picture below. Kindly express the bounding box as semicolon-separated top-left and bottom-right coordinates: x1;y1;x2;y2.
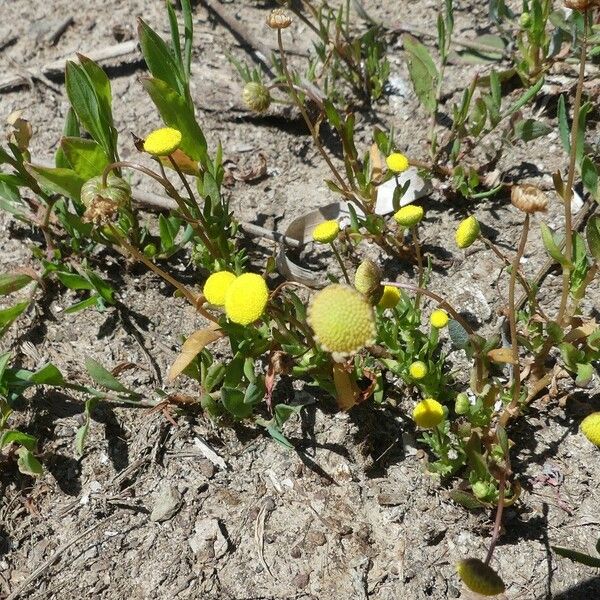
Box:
0;1;599;599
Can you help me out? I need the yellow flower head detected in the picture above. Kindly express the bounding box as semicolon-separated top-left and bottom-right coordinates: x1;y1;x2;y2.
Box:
308;284;376;362
386;152;409;173
312;220;340;244
430;309;449;329
242;82;271;113
144;127;182;156
409;361;428;380
378;285;400;309
456;558;506;596
203;271;236;307
224;273;269;326
413;398;444;428
455;215;480;249
393;204;424;227
580;412;600;446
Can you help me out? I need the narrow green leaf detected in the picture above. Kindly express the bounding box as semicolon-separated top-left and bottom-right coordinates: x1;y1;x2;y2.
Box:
84;357;130;393
60;137;109;180
557;95;570;154
586;215;600;260
0;429;37;451
581;156;598;200
504;77;544;117
75;397;98;457
64;294;101;314
513;119;552;142
28;363;64;385
17;447;43;477
403;34;438;114
0;302;29;337
0;273;33;296
25;163;85;202
449;489;486;510
552;546;600;568
141;77;207;162
540;223;571;268
55;107;80;168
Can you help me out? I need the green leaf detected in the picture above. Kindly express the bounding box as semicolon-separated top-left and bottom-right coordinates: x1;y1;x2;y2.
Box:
575;363;594;387
0;429;38;451
166;1;183;69
586;215;600;261
60;137;109;180
504;77;544;117
552;546;600;568
266;424;294;449
0;273;33;295
513;119;552;142
28;363;64;385
557;94;570;154
75;397;98;457
581;156;598;200
25;164;85;202
55;107;80;168
65;61;112;156
559;342;585;371
159;213;176;249
64;294;101;314
274;403;303;427
449;489;486;510
221;386;254;419
0;302;29;337
141;77;207;162
496;425;509;458
84;357;130;393
138;18;184;96
17;447;43;477
540;223;571;268
54;271;94;291
403;35;438;114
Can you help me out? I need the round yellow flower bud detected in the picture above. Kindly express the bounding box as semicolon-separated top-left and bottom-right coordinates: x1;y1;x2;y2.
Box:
409;361;428;380
308;284;376;362
455;393;470;415
143;127;182;156
413;398;444;428
378;285;400;309
455;215;480;249
224;273;269;326
312;220;340;244
354;259;383;304
203;271;236;307
580;412;600;447
386;152;409;173
242;81;271;113
456;558;506;596
430;309;449;329
393;204;424;227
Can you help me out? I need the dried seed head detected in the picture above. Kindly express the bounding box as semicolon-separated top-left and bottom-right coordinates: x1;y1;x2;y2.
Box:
81;173;131;223
242;82;272;113
564;0;598;10
267;8;292;29
354;259;383;304
511;184;548;214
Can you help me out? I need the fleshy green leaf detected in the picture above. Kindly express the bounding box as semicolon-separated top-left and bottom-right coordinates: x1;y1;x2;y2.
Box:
25;164;85;202
75;397;98;457
552;546;600;568
513;119;552;142
0;273;33;296
586;215;600;260
403;35;438;114
60;137;109;180
540;223;571;268
0;429;38;451
84;357;130;393
17;447;43;477
0;302;29;337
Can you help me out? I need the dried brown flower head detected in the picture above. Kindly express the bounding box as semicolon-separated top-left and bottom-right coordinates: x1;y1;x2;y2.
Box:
511;184;548;214
267;8;292;29
564;0;598;10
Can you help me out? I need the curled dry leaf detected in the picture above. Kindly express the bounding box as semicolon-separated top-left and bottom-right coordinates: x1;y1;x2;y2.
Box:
167;326;223;381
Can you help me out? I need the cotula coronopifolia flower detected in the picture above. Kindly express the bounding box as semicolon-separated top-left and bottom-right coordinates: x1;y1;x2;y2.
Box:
354;259;383;304
456;558;506;596
393;204;424;228
242;81;271;113
143;127;182;156
511;184;548;214
409;361;428;380
312;220;340;244
580;412;600;446
564;0;599;10
412;398;444;428
224;273;269;326
307;284;376;362
203;271;236;306
378;285;400;309
455;215;480;249
80;173;131;223
386;152;409;174
430;309;449;329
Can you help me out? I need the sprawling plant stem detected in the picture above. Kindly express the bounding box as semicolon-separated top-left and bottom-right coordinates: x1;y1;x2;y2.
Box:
557;10;588;324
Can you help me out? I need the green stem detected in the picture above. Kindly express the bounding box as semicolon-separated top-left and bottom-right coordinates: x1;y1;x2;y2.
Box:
330;241;351;284
411;225;424;307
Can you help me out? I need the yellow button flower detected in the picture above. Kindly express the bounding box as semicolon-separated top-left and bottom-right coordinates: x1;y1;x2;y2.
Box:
409;360;428;380
224;273;269;326
413;398;444;428
386;152;409;173
312;220;340;244
456;558;506;596
308;284;376;362
143;127;182;156
455;215;480;249
393;204;424;227
378;285;400;309
580;412;600;446
203;271;236;306
430;309;449;329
